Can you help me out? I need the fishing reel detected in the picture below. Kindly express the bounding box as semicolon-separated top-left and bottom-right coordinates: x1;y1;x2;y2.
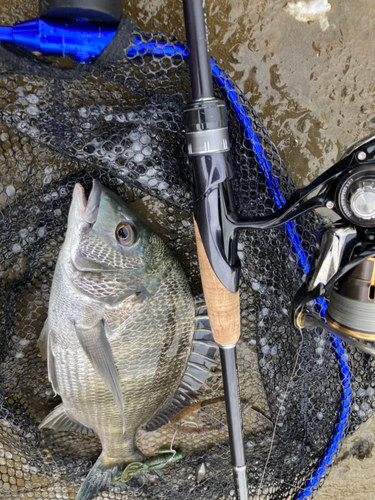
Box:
207;132;375;354
288;134;375;353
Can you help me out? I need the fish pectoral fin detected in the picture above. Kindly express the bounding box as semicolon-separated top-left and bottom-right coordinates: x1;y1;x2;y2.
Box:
75;320;125;433
47;329;60;395
38;319;60;395
39;403;96;436
37;318;49;361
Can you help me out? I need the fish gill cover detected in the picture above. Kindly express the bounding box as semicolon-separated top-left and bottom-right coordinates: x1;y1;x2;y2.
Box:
0;12;372;500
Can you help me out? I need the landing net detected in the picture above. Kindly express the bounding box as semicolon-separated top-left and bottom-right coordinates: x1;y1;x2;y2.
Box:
0;15;369;500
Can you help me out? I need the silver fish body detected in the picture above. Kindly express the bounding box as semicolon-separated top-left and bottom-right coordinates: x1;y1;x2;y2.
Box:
40;181;197;496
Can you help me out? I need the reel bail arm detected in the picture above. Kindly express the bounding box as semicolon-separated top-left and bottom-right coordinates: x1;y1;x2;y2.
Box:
220;133;375;265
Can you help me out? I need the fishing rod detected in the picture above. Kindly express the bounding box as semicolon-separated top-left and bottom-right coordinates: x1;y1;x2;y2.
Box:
182;1;249;498
171;4;375;499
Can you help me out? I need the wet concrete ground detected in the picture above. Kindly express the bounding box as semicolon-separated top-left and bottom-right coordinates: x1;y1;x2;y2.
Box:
1;0;375;498
124;0;375;188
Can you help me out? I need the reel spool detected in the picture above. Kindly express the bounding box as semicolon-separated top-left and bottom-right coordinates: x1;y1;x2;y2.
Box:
326;256;375;341
292;223;375;351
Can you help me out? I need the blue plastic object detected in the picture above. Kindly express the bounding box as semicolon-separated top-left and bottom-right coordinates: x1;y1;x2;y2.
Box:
0;18;116;62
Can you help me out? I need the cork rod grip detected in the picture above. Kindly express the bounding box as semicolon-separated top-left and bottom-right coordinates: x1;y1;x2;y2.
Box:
194;218;240;346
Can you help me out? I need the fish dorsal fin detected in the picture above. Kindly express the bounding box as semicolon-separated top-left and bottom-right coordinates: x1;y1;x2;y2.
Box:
39;403;96;436
145;303;219;432
75;320;125;433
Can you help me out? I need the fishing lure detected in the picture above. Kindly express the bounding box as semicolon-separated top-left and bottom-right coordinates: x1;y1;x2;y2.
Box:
112;450;183;483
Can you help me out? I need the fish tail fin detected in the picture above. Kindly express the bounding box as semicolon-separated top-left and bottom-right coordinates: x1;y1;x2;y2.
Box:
76;452;124;500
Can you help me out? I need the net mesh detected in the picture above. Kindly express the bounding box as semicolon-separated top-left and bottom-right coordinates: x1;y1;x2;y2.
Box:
0;15;373;500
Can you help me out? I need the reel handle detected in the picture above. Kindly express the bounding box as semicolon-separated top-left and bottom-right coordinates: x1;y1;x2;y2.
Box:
194;219;240;346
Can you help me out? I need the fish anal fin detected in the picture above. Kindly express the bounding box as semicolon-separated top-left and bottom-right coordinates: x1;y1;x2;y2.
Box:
75;320;125;433
39;403;95;436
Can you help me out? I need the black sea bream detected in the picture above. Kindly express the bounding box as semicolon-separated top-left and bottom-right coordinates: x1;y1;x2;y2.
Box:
39;181;215;499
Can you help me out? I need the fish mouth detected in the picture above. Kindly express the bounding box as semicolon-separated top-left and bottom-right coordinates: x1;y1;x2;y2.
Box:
73;180;102;224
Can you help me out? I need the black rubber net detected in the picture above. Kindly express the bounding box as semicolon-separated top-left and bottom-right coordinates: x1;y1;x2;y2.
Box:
0;13;373;500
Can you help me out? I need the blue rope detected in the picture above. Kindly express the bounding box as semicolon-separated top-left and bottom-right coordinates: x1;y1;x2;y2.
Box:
209;61;351;499
126;37;352;499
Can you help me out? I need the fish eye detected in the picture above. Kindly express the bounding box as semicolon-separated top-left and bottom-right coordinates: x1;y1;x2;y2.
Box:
116;222;136;246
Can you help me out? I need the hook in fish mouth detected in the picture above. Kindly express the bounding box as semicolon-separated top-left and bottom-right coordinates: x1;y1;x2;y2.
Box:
73;180;102;224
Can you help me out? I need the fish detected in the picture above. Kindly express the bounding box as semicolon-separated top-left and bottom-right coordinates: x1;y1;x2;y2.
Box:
38;180;217;499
